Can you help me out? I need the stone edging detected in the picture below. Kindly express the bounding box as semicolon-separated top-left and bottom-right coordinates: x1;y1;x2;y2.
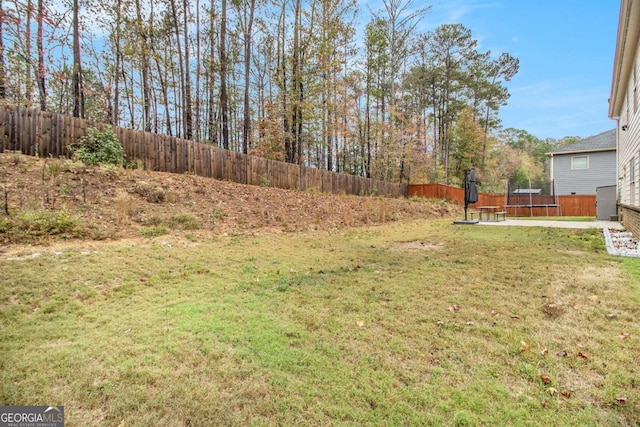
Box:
603;228;640;258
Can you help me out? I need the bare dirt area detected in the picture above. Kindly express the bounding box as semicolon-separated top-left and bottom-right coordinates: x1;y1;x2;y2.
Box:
391;240;445;251
0;152;459;253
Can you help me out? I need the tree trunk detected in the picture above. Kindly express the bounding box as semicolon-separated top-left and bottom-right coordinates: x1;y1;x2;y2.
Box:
25;0;32;103
168;0;186;138
207;3;218;145
278;4;291;162
153;50;172;136
72;0;84;118
111;0;122;125
365;55;371;178
194;0;201;141
182;0;192;139
242;0;256;154
220;0;229;149
0;0;5;99
36;0;46;110
291;0;303;164
134;0;151;132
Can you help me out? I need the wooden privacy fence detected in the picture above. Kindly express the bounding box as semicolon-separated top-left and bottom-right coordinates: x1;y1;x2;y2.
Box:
556;195;597;217
408;183;597;217
0;106;407;198
408;183;504;207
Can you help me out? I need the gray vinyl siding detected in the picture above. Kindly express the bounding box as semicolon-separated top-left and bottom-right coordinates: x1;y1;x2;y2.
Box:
617;44;640;208
552;151;616;195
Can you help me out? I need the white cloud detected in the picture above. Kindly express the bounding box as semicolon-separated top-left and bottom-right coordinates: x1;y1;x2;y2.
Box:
433;0;499;22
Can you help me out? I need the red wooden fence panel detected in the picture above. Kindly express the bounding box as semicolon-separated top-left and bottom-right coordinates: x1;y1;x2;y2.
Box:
557;195;596;216
408;184;596;217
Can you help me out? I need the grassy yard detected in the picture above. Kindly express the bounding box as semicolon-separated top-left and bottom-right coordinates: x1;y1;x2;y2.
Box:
1;220;638;426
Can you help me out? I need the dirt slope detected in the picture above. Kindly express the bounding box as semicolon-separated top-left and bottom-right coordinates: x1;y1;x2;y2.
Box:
0;152;459;246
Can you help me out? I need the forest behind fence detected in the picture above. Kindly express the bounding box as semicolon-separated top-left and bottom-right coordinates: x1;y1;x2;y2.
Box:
0;107;407;198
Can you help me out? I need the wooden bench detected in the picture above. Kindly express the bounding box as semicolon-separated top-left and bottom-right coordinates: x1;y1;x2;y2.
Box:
469;211;481;220
493;211;507;221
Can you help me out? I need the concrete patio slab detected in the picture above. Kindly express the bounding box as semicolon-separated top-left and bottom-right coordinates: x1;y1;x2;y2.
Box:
477;219;625;230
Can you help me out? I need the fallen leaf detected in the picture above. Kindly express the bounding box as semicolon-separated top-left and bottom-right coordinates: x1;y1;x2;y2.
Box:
356;320;365;328
510;314;521;319
520;341;530;351
556;350;570;357
541;399;548;408
541;348;548;356
466;321;474;326
540;374;552;384
436;320;444;325
588;295;598;302
490;310;498;316
447;304;461;312
560;390;571;398
547;387;558;396
577;352;589;360
606;313;617;318
615;397;628;404
618;332;630;339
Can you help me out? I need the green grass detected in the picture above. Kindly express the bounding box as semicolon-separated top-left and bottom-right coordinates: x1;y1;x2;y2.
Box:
1;220;639;425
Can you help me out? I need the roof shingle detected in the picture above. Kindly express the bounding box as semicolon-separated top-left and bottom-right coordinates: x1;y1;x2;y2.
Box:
550;129;616;154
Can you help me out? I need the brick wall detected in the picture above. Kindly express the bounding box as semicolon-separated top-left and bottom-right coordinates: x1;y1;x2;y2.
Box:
620;205;640;236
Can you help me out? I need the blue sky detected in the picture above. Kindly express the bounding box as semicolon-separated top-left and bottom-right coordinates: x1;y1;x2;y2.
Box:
367;0;620;140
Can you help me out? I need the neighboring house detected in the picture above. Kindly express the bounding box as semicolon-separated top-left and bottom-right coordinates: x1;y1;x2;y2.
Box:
609;0;640;235
547;129;616;195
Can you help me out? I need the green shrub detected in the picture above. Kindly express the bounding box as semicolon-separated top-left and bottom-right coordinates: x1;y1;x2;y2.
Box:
139;225;168;238
143;216;165;226
0;209;94;243
210;206;226;221
259;174;270;187
69;127;125;166
132;181;165;203
167;214;200;230
44;158;63;181
17;210;79;235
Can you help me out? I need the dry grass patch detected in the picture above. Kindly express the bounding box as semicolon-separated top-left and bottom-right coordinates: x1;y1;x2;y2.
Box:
391;240;444;251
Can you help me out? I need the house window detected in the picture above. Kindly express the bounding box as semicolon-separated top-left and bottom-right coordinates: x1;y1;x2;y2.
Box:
571;155;589;170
